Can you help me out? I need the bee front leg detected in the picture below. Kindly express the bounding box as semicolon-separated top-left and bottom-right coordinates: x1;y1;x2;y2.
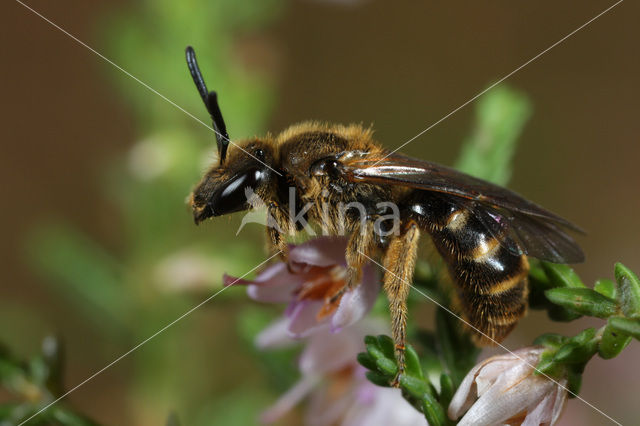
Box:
266;202;292;262
382;220;420;387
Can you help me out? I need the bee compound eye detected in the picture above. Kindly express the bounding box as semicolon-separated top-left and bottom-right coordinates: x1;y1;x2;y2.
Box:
210;168;269;216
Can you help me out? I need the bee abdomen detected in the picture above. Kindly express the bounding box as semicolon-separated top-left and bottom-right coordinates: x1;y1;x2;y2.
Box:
458;269;529;344
422;205;530;344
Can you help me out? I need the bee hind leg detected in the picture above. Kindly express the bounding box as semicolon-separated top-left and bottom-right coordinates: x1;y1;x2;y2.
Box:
382;220;420;387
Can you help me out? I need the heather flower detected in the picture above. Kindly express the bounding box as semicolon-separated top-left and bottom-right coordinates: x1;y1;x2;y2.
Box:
259;320;427;426
448;347;568;426
224;236;380;338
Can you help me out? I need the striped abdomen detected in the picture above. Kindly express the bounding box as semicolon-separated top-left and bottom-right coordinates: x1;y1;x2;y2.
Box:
408;194;529;344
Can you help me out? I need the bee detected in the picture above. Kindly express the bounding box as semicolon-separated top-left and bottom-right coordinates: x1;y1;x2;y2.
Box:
185;47;584;382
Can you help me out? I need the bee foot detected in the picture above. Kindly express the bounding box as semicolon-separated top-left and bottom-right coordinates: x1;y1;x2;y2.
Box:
390;373;402;388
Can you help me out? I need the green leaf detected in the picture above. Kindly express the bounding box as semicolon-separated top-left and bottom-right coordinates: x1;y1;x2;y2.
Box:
547;305;582;322
363;335;378;347
376;357;398;376
566;366;583;397
376;335;397;360
365;340;386;362
541;263;586;289
528;263;557;310
365;371;391;387
360;334;450;424
545;288;619;318
553;330;598;365
594;279;616;299
422;392;448;426
456;85;531;185
357;352;378;371
399;374;429;399
535;349;563;378
571;327;597;345
404;344;424;380
529;263;553;289
614;263;640;318
608;316;640;340
533;333;566;349
598;323;632;359
439;373;455;409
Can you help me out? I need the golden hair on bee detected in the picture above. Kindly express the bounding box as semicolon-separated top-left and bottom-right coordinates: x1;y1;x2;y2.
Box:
185;46;585;385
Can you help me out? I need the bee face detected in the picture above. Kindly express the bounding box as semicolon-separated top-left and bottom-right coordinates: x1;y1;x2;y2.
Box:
190;142;275;224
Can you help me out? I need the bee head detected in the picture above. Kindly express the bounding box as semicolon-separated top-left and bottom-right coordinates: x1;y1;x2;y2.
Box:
186;46;275;224
190;141;274;224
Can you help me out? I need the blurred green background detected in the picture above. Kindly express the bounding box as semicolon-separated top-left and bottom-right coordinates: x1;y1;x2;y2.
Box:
1;0;638;425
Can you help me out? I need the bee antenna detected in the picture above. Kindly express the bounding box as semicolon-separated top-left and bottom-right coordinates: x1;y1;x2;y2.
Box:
185;46;230;164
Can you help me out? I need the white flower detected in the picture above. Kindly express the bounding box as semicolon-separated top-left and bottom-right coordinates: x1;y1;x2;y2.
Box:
448;347;568;426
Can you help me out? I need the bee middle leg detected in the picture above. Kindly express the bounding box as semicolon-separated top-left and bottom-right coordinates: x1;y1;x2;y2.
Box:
329;220;376;303
382;220;420;386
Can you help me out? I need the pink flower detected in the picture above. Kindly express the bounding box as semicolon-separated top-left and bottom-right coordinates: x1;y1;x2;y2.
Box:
224;237;419;424
448;347;568;426
224;237;380;339
259;320;427;426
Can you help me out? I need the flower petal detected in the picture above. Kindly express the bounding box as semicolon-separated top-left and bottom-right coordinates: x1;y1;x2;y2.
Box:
475;358;522;395
458;367;554;426
247;280;300;303
252;262;294;283
260;375;320;424
550;378;568;425
287;300;327;338
522;390;554;426
222;273;254;287
449;355;499;419
255;317;296;349
343;386;429;426
226;262;304;285
305;380;355;426
330;265;380;332
299;327;365;375
449;348;547;423
288;237;348;268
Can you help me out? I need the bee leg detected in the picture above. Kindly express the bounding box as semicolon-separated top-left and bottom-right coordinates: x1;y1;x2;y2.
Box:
266;202;292;262
382;220;420;387
329;220;375;303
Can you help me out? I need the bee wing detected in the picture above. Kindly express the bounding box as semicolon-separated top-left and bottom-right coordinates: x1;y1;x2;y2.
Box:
469;203;584;263
341;152;585;263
